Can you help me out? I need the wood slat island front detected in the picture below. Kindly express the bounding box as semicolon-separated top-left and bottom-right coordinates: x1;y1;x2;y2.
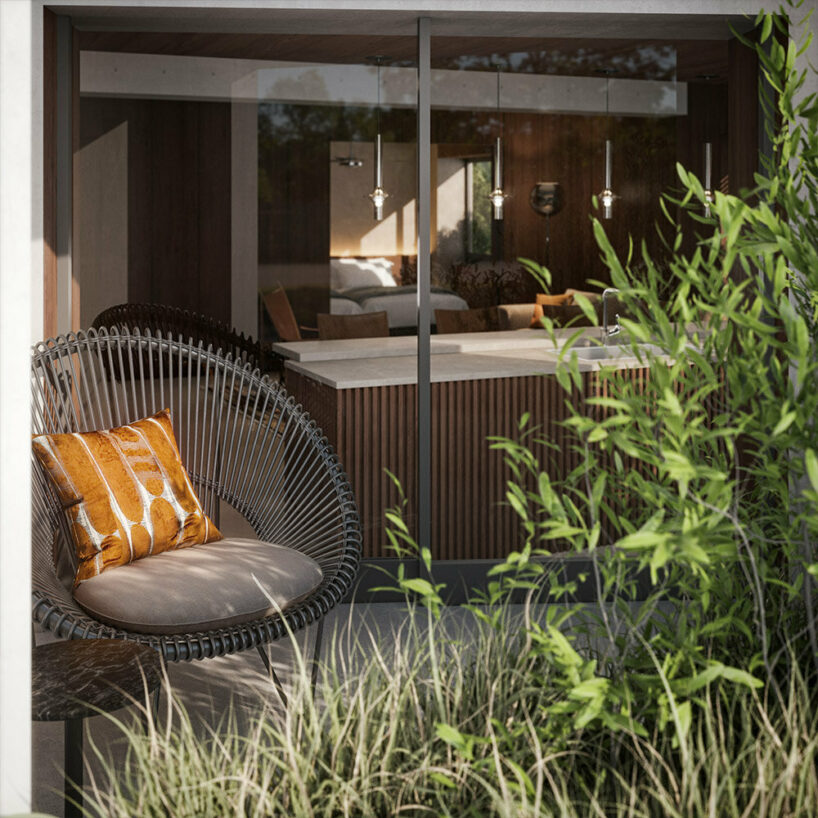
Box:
279;331;658;560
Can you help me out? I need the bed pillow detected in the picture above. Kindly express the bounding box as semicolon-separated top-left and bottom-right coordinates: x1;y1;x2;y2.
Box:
531;292;574;327
32;409;222;585
330;257;397;291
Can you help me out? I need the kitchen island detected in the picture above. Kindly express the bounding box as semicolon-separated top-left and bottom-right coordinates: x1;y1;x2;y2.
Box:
274;330;661;559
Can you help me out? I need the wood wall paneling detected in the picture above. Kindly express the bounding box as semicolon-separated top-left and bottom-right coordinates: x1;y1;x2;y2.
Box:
675;81;729;258
126;99;152;309
197;103;232;321
80;97;231;324
258;116;332;327
503;111;676;294
728;34;759;196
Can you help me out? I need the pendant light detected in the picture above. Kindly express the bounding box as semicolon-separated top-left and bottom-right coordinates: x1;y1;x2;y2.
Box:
367;56;389;221
488;64;508;220
699;73;718;217
703;141;714;216
332;140;364;168
597;68;617;220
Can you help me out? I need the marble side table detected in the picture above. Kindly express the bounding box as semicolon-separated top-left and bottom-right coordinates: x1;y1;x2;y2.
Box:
32;639;162;818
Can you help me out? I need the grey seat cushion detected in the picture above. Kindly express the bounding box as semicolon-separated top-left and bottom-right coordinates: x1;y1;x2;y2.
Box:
73;537;323;635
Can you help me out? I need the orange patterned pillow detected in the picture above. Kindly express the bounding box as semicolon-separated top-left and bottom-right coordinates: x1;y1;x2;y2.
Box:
531;292;574;327
32;409;222;585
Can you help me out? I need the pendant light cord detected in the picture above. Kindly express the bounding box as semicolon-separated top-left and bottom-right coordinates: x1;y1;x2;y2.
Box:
376;61;381;134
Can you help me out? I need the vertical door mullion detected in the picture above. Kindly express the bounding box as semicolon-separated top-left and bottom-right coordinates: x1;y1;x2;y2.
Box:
416;17;432;575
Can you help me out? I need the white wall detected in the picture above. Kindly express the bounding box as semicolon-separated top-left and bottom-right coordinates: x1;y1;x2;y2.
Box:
0;1;36;812
330;141;418;256
435;158;467;272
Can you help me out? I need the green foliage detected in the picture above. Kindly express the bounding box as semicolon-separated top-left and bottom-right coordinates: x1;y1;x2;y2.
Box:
470;160;493;257
85;613;818;817
489;0;818;750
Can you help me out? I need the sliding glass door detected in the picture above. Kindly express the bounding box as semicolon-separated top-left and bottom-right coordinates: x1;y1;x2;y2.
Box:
71;16;735;580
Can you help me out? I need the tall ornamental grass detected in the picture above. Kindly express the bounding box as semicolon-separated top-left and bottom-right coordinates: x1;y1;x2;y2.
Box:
82;601;818;817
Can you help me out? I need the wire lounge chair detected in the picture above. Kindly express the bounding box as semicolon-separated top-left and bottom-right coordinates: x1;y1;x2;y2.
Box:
31;328;361;683
92;302;278;375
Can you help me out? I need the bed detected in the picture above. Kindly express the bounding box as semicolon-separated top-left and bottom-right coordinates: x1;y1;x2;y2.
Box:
330;257;467;330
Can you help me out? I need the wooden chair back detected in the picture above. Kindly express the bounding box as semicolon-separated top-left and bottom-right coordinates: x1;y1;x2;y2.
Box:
316;311;390;341
434;306;501;334
261;286;302;342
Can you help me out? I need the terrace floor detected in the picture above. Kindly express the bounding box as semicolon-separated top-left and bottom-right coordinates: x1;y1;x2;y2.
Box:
33;601;486;817
32;592;659;817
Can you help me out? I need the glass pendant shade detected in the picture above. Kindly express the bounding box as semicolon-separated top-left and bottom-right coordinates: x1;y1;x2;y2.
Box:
489;136;507;220
597;70;617;220
600;138;614;219
486;67;507;220
369;132;388;220
703;141;714;216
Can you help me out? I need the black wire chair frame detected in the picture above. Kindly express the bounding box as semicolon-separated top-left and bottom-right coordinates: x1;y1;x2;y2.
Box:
92;302;279;376
31;329;361;665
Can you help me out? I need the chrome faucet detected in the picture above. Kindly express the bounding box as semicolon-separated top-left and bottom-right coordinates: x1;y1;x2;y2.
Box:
602;288;621;342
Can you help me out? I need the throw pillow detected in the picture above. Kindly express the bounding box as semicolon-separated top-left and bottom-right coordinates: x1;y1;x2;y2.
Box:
330;257;397;291
531;292;574;327
32;409;222;585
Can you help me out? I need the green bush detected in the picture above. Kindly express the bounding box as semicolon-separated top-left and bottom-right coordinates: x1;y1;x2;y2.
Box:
505;1;818;738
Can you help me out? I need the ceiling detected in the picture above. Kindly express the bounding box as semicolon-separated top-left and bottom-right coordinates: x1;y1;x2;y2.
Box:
60;5;755;42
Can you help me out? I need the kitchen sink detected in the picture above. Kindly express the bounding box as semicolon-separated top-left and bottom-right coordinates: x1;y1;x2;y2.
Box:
569;343;665;361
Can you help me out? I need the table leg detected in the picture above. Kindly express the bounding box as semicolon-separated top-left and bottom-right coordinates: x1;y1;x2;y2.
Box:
64;718;83;818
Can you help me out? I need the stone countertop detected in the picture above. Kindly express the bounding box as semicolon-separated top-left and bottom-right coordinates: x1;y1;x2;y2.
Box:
273;328;574;362
285;336;666;390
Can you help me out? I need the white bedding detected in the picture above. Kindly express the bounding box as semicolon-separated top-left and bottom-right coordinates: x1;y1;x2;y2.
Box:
329;296;364;316
329;257;468;329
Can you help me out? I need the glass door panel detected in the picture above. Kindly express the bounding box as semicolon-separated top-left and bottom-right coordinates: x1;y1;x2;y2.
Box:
76;32;418;562
428;34;705;563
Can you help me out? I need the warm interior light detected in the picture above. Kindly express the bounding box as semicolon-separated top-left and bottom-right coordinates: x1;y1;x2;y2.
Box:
600;188;614;219
489;188;506;219
704;141;714;216
488;71;507;221
488;134;507;220
600;139;615;219
369;185;387;220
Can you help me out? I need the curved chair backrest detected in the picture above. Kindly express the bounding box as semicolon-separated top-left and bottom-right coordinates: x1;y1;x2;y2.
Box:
92;302;276;375
31;329;361;662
